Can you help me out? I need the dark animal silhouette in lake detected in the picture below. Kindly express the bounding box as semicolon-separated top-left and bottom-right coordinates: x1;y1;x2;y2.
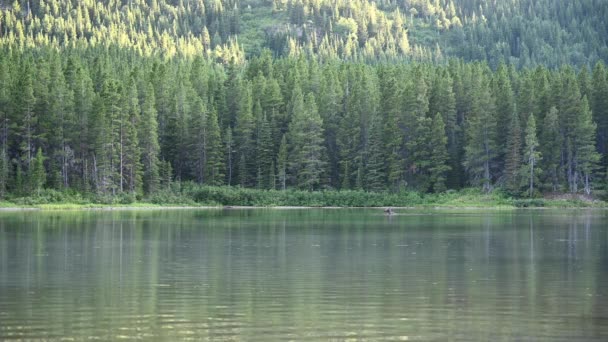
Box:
384;208;394;215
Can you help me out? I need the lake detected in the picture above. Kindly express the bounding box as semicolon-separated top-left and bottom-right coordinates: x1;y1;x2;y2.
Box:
1;209;607;341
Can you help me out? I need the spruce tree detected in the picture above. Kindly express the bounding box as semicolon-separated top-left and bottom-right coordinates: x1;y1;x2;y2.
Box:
463;71;497;193
277;134;288;191
205;108;224;186
521;114;541;197
574;97;601;195
234;83;254;186
592;62;608;166
189;97;209;184
288;93;326;191
139;82;161;195
124;81;142;194
364;114;386;192
428;113;451;193
255;111;273;189
504;110;522;193
540;107;562;191
30;148;46;196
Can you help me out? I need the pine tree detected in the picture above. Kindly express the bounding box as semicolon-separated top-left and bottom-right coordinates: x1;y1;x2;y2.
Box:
255;111;273;189
67;59;95;193
429;70;459;187
224;127;235;186
463;71;497;193
14;163;24;196
504;109;522;193
123;81;142;194
288;93;326;190
234;83;254;186
139;82;161;195
16;64;37;169
493;63;515;161
521;114;541;197
364;114;386;192
277;134;288;191
592;62;608;167
317;67;343;188
428;113;451;193
403;69;430;185
102;77;124;194
189;97;209;184
30;148;46;196
205;108;224;185
381;69;405;190
159;160;173;190
574;97;601;195
540;107;562;191
46;54;74;189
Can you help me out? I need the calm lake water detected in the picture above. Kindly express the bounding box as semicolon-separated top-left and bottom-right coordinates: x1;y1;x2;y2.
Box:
1;209;607;341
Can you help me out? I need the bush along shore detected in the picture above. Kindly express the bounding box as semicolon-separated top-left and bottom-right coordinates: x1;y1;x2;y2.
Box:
0;185;606;210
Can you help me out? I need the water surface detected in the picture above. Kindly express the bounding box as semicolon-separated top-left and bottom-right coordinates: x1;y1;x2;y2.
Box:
1;209;607;341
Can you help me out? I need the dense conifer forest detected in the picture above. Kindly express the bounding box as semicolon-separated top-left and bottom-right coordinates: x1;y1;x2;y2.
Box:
0;0;607;204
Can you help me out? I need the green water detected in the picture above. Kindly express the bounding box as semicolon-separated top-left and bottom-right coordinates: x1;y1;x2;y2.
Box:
0;209;607;341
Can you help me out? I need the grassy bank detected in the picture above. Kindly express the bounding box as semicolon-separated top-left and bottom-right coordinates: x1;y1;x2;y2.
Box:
0;186;606;210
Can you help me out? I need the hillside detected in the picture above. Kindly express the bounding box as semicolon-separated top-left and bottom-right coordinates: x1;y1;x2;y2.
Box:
1;1;607;67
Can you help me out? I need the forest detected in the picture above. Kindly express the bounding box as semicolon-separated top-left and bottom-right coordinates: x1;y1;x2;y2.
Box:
0;1;607;204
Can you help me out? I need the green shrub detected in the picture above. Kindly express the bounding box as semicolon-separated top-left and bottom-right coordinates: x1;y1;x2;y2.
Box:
513;199;546;208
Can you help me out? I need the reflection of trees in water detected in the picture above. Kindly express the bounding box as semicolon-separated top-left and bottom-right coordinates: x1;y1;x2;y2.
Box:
1;210;608;340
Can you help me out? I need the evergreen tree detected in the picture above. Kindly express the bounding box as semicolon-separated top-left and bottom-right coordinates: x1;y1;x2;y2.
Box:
521;114;541;197
381;69;405;190
493;64;516;168
189;97;209;184
139;82;161;195
364;114;386;192
288;93;326;190
463;72;497;193
540;107;562;191
429;70;459;187
277;134;288;191
29;148;46;196
504;110;522;193
428;113;451;193
224;127;235;185
255;111;273;189
15;64;37;169
123;81;143;194
592;62;608;167
234;83;254;186
573;97;601;195
205;108;224;185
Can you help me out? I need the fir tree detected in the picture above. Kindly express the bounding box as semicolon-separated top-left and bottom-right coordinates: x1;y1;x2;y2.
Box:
463;72;497;193
521;114;541;197
504;109;522;193
574;97;601;195
277;134;288;191
540;107;562;191
139;82;161;195
428;113;451;193
288;93;326;190
30;148;46;196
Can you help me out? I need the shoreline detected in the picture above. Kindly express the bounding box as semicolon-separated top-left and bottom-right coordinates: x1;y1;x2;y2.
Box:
0;203;605;211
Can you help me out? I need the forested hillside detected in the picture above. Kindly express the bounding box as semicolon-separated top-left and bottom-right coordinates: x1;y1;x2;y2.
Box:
1;1;607;66
0;1;607;202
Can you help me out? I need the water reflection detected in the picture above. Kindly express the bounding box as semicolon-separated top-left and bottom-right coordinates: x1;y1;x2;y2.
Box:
0;209;607;341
